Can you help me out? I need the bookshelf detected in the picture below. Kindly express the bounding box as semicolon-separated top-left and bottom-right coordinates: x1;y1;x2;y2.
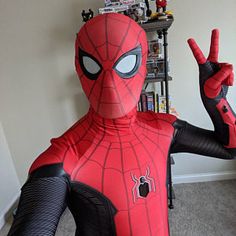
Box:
140;18;175;209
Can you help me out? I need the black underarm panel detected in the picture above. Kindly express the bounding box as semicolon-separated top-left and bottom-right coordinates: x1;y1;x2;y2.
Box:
69;182;117;236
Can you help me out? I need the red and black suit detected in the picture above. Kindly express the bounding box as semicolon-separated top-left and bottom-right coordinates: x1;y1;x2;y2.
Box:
8;13;236;236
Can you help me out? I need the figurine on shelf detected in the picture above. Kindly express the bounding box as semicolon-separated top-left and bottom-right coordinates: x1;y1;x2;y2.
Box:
127;2;147;23
156;0;167;13
81;9;94;22
146;0;173;21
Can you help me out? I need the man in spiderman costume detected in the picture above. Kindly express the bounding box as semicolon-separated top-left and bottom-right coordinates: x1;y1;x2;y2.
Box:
8;13;236;236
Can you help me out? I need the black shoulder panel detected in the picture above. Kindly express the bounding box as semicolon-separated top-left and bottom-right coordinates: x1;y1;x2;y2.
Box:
69;182;117;236
29;163;68;179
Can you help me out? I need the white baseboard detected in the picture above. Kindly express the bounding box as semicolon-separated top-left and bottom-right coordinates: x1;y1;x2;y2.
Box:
0;192;20;230
173;171;236;184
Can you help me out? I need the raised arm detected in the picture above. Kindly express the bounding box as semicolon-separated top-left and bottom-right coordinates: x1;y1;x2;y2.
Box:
188;29;236;151
170;119;235;159
170;30;236;159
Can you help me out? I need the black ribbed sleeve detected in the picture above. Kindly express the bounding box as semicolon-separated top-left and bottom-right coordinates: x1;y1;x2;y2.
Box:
7;176;69;236
170;119;235;159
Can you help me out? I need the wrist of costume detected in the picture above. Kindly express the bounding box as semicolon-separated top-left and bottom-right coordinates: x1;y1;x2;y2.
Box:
199;62;236;149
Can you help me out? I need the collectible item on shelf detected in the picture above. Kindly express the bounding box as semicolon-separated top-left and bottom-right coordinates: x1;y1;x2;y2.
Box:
147;0;173;21
81;9;94;22
100;0;173;22
126;2;147;22
149;10;173;21
101;0;147;22
99;0;148;23
156;58;166;74
105;0;135;6
156;0;167;13
148;39;163;58
8;13;236;236
158;95;171;113
146;58;157;78
99;4;129;14
146;57;167;79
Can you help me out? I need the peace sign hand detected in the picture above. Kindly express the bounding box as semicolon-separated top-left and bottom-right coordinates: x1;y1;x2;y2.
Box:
188;29;234;99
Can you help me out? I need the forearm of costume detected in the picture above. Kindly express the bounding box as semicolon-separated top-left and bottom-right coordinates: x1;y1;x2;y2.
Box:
188;30;236;155
170;119;235;159
199;61;236;154
7;164;69;236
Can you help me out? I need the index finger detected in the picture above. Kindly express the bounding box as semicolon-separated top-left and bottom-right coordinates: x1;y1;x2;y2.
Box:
207;29;219;63
187;38;207;64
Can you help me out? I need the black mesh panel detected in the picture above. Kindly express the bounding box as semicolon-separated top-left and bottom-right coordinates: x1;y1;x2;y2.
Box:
8;177;68;236
171;119;234;159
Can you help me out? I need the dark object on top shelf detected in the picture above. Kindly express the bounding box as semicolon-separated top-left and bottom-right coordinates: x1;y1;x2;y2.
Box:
81;9;94;22
144;0;152;17
141;18;173;32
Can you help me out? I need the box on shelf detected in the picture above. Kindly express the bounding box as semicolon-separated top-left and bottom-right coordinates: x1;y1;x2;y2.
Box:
148;39;163;59
146;58;169;79
100;0;148;23
157;95;179;117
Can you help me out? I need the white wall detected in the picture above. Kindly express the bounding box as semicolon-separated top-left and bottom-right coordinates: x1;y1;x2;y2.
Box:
0;122;20;229
0;0;103;184
0;0;235;186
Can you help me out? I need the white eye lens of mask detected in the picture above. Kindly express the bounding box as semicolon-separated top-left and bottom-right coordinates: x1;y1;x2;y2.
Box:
82;56;101;74
115;54;137;74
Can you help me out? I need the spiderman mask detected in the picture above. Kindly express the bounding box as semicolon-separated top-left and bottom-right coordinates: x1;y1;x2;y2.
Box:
75;13;148;119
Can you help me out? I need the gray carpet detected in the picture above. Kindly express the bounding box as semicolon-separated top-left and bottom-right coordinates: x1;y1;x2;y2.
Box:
1;180;235;236
168;180;236;236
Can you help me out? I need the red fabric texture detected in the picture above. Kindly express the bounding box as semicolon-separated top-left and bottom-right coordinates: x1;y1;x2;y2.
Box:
75;13;148;119
204;63;233;98
188;29;220;65
30;107;177;235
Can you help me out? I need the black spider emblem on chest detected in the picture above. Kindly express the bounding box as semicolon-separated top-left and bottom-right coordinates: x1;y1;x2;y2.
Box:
131;167;156;203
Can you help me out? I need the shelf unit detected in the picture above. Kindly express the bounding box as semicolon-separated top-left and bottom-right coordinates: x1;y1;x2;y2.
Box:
141;18;175;209
141;18;174;32
141;18;173;113
145;75;172;83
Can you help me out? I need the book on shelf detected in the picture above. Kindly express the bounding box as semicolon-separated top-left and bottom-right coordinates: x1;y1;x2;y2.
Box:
138;92;179;117
146;92;155;112
157;95;179;117
158;95;169;113
138;91;155;112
